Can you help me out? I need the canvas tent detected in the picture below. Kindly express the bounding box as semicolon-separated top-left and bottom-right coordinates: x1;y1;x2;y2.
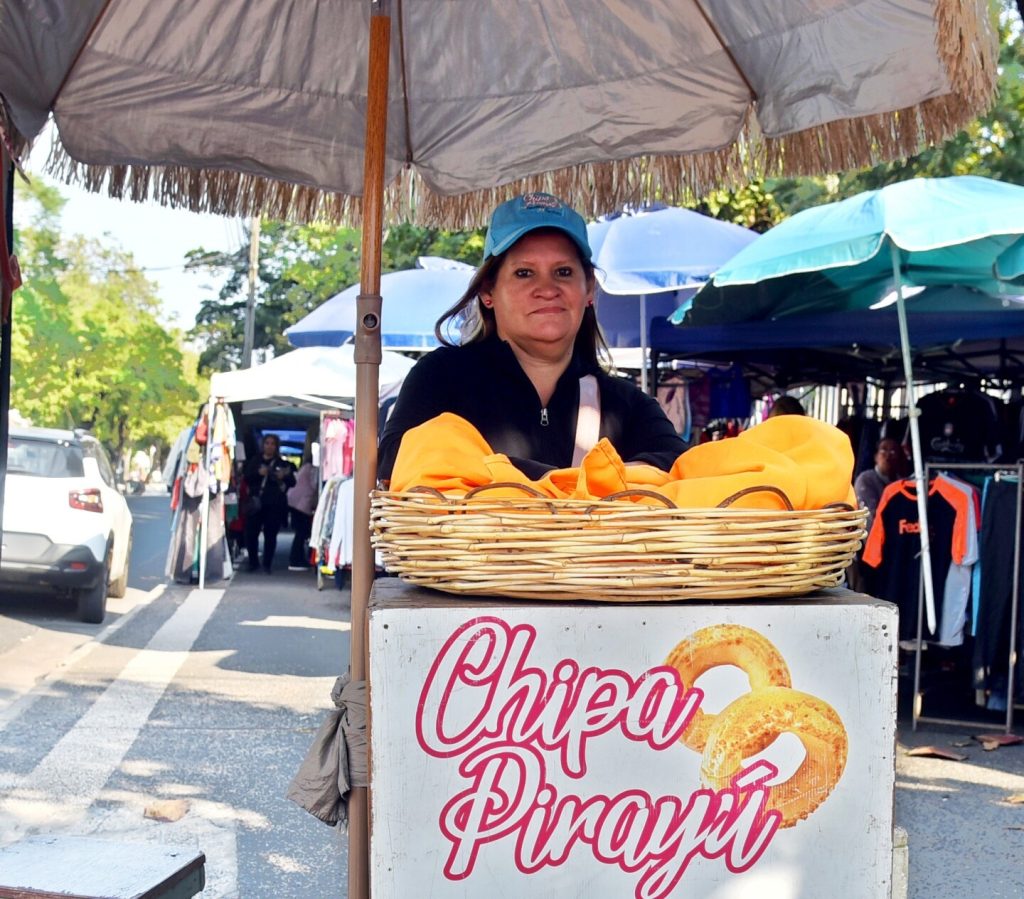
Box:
652;288;1024;390
209;346;415;413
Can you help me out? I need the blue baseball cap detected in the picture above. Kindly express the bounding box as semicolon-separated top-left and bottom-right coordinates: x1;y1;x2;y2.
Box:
483;193;593;262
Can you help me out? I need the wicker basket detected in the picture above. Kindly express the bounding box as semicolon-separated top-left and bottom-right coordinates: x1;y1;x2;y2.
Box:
369;484;868;601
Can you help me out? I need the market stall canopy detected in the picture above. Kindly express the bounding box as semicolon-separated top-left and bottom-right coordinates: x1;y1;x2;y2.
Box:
0;1;997;226
655;287;1024;386
209;346;415;413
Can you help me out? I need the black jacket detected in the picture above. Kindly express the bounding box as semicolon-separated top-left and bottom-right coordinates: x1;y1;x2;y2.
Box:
243;453;297;513
378;335;685;480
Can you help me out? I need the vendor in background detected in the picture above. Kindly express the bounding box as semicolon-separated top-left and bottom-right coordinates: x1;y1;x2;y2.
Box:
378;193;686;481
287;436;318;571
848;437;905;594
854;437;905;532
767;395;806;417
243;433;296;573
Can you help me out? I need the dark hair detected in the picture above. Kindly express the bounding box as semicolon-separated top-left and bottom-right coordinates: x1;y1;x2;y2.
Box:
434;228;610;369
768;395;806;417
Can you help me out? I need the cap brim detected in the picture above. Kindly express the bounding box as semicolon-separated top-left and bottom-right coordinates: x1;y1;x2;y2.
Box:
486;222;592;261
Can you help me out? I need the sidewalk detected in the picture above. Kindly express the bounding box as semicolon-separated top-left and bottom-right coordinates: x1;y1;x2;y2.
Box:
895;719;1023;897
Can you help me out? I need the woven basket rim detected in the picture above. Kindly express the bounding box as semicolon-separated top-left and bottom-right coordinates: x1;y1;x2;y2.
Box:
372;488;864;518
370;488;867;602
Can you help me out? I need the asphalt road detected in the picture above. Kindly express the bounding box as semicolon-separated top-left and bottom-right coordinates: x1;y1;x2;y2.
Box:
0;492;350;897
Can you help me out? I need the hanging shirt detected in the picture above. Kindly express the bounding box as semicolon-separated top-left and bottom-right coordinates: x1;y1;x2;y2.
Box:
933;473;980;647
916;390;1001;463
862;478;972;640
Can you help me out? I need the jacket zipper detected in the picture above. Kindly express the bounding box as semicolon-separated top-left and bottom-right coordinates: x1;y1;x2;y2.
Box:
539;408;549;427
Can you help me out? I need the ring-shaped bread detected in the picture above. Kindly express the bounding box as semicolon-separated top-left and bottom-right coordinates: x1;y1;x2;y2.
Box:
665;624;791;752
699;685;848;828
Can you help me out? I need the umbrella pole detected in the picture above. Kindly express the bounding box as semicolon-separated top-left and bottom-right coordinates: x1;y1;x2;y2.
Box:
640;294;648;393
349;4;391;897
890;242;937;635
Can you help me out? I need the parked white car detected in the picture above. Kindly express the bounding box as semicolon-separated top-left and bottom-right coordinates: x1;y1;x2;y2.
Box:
1;427;133;623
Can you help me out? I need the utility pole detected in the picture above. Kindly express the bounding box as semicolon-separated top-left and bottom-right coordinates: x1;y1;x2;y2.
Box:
241;215;260;368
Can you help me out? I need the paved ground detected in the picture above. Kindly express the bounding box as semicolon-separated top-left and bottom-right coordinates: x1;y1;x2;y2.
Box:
895;722;1024;898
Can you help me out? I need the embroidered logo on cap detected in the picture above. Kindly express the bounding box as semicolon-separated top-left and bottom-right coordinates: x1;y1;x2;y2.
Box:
521;193;563;212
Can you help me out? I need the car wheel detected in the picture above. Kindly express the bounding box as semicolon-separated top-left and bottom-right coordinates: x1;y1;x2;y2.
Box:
108;533;132;598
77;558;109;624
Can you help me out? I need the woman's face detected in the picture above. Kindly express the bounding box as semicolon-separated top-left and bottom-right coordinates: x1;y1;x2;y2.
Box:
481;231;594;359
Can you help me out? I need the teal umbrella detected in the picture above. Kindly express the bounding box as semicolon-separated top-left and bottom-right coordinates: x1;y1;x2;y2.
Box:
997;236;1024;286
684;175;1024;636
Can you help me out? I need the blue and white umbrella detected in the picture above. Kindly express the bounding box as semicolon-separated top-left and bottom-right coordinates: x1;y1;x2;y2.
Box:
588;206;756;388
285;259;475;350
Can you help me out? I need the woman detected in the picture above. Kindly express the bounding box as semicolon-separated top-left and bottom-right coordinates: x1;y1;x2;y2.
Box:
378;193;685;481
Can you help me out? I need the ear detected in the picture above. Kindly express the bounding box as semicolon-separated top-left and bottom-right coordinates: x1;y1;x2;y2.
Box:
479;290;494;309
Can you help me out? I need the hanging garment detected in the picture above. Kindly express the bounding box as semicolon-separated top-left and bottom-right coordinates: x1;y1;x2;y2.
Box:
933;473;980;647
916;389;1002;464
862;478;972;641
165;491;226;584
707;364;751;421
972;476;1024;694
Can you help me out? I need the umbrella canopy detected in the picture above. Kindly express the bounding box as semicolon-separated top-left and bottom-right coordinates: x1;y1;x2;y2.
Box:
285;265;474;350
681;174;1024;640
588;205;757;388
686;176;1024;325
997;236;1024;285
0;2;996;225
589;206;757;296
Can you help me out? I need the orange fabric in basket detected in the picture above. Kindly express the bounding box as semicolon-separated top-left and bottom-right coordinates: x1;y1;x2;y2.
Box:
388;412;854;510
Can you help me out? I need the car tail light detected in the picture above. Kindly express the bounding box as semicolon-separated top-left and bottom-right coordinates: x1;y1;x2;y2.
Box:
69;487;104;513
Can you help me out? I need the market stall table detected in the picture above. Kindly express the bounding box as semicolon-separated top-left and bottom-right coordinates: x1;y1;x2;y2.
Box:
368;579;898;898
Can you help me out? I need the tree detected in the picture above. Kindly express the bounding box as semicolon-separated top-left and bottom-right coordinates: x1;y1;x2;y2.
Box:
12;178;200;463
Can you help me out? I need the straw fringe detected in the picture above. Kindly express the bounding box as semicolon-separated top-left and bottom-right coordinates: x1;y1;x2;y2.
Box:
25;0;997;228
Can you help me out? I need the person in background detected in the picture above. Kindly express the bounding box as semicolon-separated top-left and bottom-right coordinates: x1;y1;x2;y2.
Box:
854;437;904;532
378;192;686;481
767;395;806;417
243;433;296;573
287;444;318;571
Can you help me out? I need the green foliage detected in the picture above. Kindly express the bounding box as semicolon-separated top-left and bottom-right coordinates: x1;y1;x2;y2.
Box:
11;177;200;461
688;183;785;233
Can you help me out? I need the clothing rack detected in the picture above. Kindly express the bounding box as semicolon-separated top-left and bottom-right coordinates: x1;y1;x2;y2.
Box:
912;461;1023;733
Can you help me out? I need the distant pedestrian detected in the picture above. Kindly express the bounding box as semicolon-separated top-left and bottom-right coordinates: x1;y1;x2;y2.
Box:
287;452;318;571
243;434;296;572
854;437;904;532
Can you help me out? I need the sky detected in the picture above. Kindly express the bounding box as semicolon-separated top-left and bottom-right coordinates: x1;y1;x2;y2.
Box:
16;130;243;329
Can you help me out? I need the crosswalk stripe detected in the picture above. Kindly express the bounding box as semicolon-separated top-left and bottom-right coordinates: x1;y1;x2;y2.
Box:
0;588;224;838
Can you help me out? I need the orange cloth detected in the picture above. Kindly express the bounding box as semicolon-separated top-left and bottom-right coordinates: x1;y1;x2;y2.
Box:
388;412;854;510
